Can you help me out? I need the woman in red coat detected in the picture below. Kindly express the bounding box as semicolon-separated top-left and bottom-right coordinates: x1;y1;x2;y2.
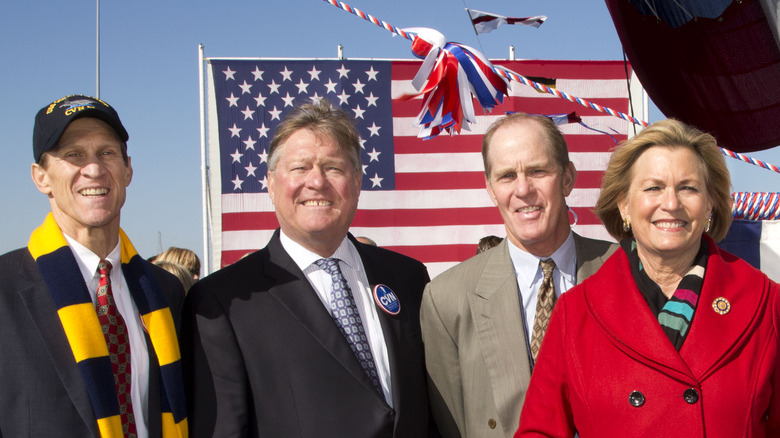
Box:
516;119;780;437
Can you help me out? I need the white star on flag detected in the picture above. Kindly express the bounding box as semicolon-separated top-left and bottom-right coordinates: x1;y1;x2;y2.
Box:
280;66;294;81
353;79;366;94
245;162;258;177
370;173;383;188
268;106;283;121
258;148;269;164
282;92;296;107
367;122;381;137
241;106;255;120
226;93;239;107
243;136;257;150
223;66;236;80
308;66;321;81
239;80;252;94
365;66;379;81
254;92;267;107
295;79;310;94
231;175;243;190
337;90;351;105
251;66;264;81
366;92;379;107
324;79;338;94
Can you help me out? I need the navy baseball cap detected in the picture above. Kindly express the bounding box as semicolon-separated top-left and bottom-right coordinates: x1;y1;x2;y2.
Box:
33;94;129;162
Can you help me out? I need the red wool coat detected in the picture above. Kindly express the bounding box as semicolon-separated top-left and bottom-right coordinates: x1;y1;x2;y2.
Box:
516;236;780;437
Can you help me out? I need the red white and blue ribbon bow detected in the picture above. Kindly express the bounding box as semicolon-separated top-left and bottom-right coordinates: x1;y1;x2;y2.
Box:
403;28;509;139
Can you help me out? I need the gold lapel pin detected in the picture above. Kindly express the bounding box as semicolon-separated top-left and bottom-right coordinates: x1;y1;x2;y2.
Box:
712;297;731;315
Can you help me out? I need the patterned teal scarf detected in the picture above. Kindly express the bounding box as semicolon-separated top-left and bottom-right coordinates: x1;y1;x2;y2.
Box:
28;213;188;438
621;238;708;351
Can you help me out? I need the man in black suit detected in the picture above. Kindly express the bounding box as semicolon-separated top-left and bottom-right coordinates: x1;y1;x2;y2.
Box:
0;95;188;437
184;99;433;437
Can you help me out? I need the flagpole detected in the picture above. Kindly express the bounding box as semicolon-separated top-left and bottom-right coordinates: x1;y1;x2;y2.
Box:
198;43;211;275
96;0;100;98
465;8;479;37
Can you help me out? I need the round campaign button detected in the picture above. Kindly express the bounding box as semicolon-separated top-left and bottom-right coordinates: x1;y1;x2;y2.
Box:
373;284;401;315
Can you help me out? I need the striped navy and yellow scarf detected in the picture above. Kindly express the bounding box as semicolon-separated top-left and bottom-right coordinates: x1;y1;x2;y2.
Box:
622;237;708;351
28;213;188;438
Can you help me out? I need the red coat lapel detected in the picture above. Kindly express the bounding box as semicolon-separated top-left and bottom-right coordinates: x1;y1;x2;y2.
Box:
582;236;774;384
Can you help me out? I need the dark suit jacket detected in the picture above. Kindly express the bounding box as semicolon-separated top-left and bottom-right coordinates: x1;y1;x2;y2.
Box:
183;231;433;437
0;247;185;438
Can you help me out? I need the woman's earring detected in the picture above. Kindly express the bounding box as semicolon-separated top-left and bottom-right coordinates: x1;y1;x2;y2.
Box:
705;215;712;233
622;217;631;233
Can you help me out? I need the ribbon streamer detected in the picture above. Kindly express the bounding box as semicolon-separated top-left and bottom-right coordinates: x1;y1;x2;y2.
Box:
321;0;780;176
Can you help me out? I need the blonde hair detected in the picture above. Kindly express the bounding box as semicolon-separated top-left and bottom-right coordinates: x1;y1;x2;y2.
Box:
153;261;195;293
155;247;201;279
594;119;732;242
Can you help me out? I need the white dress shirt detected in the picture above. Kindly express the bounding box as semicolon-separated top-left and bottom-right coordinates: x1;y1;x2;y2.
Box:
65;235;149;438
279;231;394;407
508;231;577;342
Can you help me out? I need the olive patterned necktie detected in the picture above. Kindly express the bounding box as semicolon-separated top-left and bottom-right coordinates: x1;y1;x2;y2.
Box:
530;258;557;362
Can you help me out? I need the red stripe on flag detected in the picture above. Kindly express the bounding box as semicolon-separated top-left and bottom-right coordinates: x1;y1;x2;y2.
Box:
383;244;484;263
394;170;605;190
391;96;630;119
222;206;602;232
392;134;623;154
390;60;633;80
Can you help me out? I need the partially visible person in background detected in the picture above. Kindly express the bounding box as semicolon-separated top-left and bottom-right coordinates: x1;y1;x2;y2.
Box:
476;235;503;254
156;246;201;279
154;260;196;294
356;236;378;246
516;119;780;437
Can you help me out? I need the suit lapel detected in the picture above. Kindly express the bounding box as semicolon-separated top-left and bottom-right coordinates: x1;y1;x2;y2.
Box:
265;235;381;397
573;232;616;283
469;241;532;433
16;254;99;435
360;245;406;414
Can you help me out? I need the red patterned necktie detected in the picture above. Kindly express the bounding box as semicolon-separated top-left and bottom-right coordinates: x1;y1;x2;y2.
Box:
96;259;137;437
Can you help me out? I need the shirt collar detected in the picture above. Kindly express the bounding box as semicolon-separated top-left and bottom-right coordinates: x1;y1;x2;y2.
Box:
63;234;122;285
279;231;360;273
508;231;577;287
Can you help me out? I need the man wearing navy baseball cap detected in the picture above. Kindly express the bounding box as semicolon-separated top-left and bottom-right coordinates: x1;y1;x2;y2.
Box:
0;95;188;437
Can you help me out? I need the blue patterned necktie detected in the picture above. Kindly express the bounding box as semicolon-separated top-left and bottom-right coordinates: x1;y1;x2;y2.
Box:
315;258;382;394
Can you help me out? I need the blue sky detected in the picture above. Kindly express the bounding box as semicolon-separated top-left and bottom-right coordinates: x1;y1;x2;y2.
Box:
2;0;778;268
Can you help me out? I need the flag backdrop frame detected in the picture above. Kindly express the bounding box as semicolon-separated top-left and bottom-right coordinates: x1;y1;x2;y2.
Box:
198;48;649;276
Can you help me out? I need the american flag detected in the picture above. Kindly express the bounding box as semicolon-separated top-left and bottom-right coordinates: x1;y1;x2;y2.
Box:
205;58;641;276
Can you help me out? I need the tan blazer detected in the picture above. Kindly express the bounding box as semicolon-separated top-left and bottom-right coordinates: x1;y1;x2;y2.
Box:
421;233;616;438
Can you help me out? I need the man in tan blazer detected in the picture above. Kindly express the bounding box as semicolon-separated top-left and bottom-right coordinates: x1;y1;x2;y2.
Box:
421;113;616;437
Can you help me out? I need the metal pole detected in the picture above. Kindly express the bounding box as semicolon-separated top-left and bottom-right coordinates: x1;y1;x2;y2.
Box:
96;0;100;98
198;44;211;274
